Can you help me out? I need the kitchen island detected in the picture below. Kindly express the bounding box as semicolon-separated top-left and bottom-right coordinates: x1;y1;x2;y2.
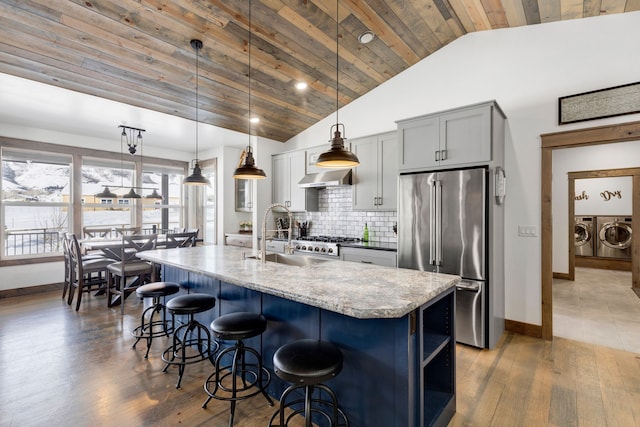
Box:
138;245;459;427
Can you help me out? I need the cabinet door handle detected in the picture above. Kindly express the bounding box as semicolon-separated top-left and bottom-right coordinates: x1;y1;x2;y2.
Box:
435;150;440;161
360;260;373;264
378;196;382;206
440;149;447;160
373;197;378;206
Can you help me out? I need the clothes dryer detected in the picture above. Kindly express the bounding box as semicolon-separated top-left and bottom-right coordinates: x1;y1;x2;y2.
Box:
574;216;595;257
596;216;632;259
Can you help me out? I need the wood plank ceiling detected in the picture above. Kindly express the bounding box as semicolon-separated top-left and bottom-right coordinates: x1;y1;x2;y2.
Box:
0;0;637;142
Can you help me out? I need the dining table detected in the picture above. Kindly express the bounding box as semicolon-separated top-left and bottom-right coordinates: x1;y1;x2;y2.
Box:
81;235;169;260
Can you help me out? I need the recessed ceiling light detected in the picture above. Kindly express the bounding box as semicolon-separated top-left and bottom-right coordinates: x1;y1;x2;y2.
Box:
295;81;308;90
250;117;260;124
358;31;376;44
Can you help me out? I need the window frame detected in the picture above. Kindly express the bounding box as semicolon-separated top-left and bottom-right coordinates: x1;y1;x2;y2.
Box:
0;136;189;266
1;147;72;260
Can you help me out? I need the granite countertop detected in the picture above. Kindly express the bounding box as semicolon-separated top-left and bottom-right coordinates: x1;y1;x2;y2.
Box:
138;245;458;320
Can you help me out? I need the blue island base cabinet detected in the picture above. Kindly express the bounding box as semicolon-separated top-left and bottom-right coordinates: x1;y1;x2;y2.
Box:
162;265;455;427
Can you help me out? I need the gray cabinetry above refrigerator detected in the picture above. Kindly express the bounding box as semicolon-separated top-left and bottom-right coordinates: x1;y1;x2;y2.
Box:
396;100;505;172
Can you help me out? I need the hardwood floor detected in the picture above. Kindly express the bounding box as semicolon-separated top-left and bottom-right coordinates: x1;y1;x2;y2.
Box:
2;290;640;426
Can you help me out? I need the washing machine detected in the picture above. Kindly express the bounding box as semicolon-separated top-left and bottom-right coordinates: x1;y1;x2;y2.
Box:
596;216;633;259
575;216;595;257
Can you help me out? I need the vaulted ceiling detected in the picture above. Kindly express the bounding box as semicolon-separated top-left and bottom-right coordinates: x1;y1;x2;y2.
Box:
0;0;637;142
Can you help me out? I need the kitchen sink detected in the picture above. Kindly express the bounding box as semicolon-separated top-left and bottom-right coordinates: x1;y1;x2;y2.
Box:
248;253;329;267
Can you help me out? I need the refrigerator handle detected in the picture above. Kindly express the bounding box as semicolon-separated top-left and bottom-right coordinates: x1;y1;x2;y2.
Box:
429;180;436;266
435;180;442;266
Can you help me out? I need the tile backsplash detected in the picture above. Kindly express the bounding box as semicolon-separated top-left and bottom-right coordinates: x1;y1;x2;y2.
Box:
285;187;397;243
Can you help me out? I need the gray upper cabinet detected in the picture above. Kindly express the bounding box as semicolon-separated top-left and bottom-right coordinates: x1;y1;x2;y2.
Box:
352;132;398;211
305;145;326;174
397;101;503;172
272;150;308;211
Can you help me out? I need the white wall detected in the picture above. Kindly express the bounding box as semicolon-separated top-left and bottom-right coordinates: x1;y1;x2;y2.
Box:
286;12;640;326
552;141;640;273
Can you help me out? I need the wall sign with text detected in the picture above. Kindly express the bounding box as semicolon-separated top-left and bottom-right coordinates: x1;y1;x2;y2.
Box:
574;176;632;216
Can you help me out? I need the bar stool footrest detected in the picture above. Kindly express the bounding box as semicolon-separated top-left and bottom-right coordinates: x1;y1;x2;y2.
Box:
161;338;217;366
268;384;349;427
131;319;174;340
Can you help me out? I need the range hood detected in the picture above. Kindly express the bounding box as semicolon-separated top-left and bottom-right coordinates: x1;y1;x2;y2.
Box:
298;169;352;188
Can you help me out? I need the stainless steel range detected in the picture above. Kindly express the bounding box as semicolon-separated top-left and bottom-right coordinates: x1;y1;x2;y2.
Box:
292;236;360;257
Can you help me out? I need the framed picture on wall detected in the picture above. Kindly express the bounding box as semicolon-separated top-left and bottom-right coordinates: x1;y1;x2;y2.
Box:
559;81;640;125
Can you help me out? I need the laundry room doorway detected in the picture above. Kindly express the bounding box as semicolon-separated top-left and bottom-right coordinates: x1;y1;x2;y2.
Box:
541;121;640;341
567;170;637;279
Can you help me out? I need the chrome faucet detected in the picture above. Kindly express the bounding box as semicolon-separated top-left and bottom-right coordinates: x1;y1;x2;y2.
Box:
260;203;294;262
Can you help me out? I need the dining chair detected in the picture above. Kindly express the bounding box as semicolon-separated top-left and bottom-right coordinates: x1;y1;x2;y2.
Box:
117;226;142;236
62;233;73;301
164;231;198;249
106;233;158;314
66;233;115;311
185;228;199;237
82;226;114;239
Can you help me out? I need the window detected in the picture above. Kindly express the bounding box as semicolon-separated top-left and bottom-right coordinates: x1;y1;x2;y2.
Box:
201;159;217;245
0;139;188;262
81;158;134;230
141;165;184;233
1;148;71;258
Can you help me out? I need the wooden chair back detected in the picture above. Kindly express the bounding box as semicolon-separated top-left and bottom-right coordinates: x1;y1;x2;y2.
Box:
83;227;113;239
117;226;142;236
165;231;197;249
120;234;157;262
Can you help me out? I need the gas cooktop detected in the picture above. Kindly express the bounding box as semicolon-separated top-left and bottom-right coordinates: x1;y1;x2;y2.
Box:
291;236;360;256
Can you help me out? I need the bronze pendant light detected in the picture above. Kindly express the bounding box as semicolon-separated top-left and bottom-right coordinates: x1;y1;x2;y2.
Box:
183;39;211;186
233;0;266;180
95;186;119;199
316;0;360;169
145;189;163;200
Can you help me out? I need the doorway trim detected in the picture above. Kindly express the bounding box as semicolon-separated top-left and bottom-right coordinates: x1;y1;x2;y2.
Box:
541;120;640;340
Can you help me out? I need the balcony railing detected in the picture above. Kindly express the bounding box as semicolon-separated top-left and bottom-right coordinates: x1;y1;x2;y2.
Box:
4;228;64;256
4;223;180;257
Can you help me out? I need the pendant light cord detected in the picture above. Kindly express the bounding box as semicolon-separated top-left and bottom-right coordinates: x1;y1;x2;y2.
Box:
335;0;339;127
248;0;252;139
120;129;124;188
195;43;199;163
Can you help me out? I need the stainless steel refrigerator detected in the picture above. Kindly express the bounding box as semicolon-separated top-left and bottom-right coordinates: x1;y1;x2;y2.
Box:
398;167;493;348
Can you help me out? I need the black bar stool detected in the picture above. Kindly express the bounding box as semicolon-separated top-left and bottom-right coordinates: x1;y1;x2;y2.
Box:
161;293;218;388
202;312;274;426
131;282;180;358
269;339;349;427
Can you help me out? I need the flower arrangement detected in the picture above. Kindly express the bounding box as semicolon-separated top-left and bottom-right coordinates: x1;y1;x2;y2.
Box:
240;221;252;231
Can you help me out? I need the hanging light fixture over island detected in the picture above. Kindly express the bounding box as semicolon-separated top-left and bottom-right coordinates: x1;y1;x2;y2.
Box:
183;39;210;186
233;0;266;180
315;0;360;169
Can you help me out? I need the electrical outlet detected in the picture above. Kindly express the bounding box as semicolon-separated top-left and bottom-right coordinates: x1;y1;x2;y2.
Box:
518;225;537;237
